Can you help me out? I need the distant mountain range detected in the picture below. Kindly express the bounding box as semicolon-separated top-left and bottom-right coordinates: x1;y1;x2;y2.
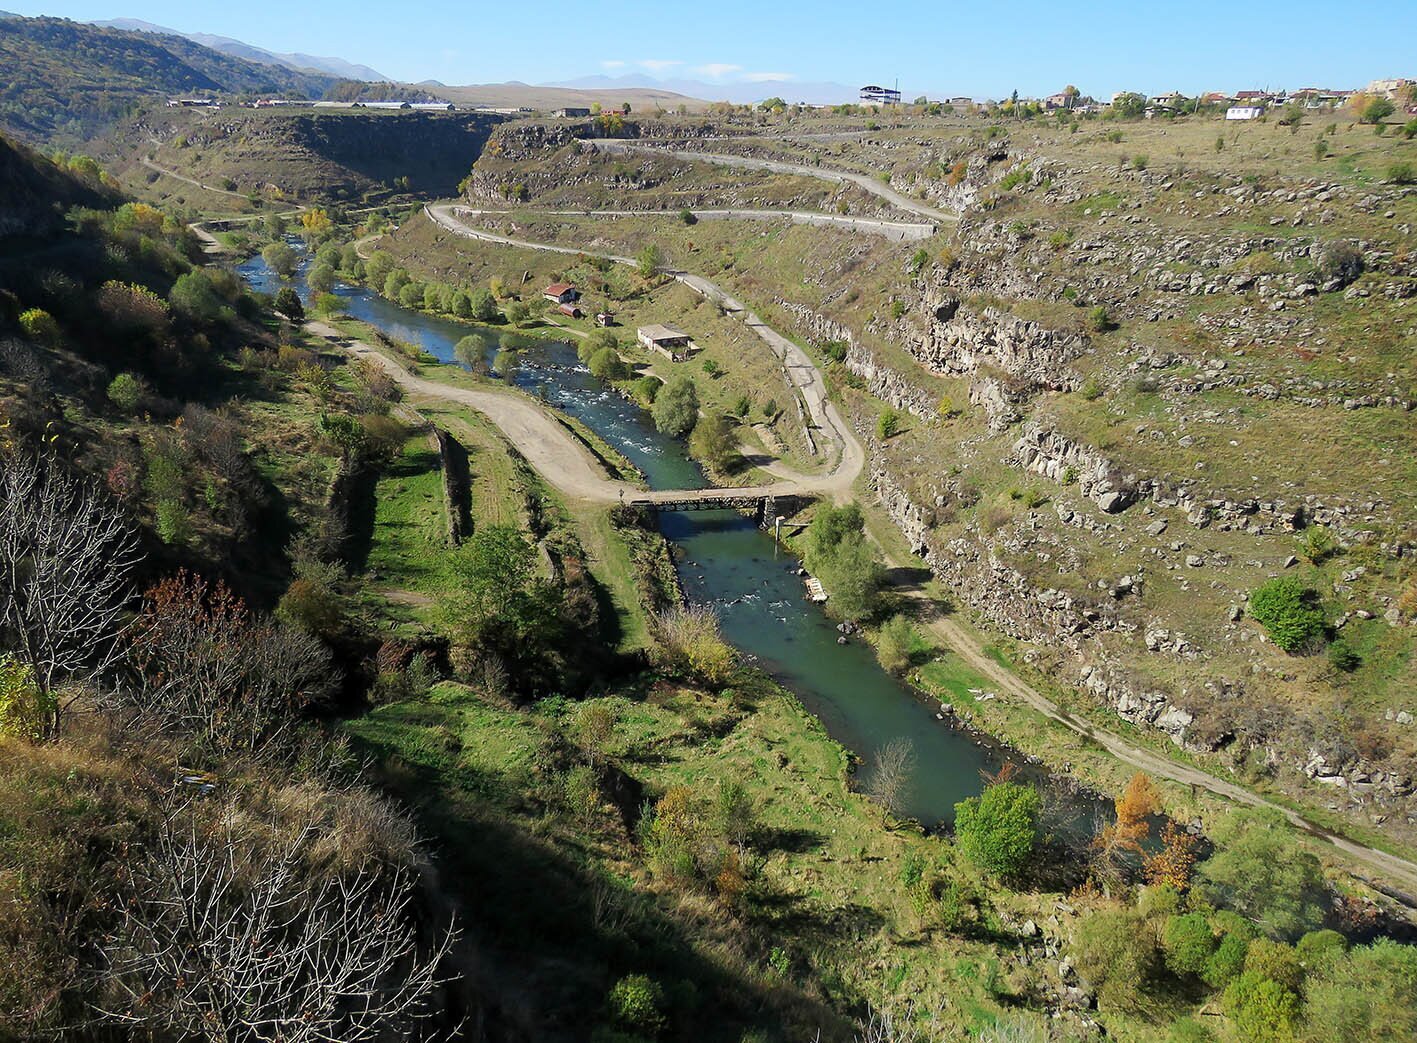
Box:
93;18;389;82
546;73;857;107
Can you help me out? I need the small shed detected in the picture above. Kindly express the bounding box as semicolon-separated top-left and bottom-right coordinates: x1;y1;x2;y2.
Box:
543;283;579;304
637;323;692;361
595;311;616;327
1225;105;1265;120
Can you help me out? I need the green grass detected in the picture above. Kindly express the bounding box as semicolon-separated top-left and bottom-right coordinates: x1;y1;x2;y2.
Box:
363;434;449;599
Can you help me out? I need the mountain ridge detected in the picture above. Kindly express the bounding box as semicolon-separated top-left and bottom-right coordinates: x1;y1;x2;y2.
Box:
93;17;389;81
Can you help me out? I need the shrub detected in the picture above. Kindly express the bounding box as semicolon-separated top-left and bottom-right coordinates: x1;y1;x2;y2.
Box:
607;974;666;1036
1132;153;1149;170
1248;577;1325;653
679;207;696;225
1203;929;1253;988
1223;971;1300;1043
1086;305;1115;333
1387;162;1416;185
107;372;144;413
1315;241;1364;286
468;288;499;322
1297;525;1337;564
18;308;60;345
701;359;722;378
1080;374;1103;400
876;408;904;440
1072;907;1159;1013
907;247;931;274
1314;138;1329;160
0;655;54;741
1359;97;1395;124
260;241;297;278
654;603;735;686
875;615;916;675
635;243;663;279
1302;939;1417;1042
1326;639;1360;673
954;781;1040;878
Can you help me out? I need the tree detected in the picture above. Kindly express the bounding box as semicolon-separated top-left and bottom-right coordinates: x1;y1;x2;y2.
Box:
1302;939;1417;1043
588;347;628;381
107;372;144;413
954;781;1041;878
865;738;916;816
299;206;333;235
1145;820;1201;890
759;96;787;111
1111;92;1147;118
274;287;304;322
636;243;663;279
607;974;666;1037
0;454;139;736
169;271;227;323
1248;577;1326;653
307;262;337;295
1092;772;1160;885
804;503;884;619
1193;810;1328;941
261;241;298;278
1359;97;1395;124
652;375;699;437
689;413;740;472
101;806;453;1043
468;288;500;322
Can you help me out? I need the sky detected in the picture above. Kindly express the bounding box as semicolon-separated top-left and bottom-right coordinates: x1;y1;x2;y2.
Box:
9;0;1416;100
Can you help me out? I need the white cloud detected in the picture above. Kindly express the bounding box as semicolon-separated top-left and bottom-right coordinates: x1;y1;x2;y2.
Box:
601;60;627;70
638;59;682;72
693;63;742;80
742;71;793;83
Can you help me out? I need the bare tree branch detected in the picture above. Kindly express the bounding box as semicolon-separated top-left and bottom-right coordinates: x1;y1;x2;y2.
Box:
99;802;455;1043
0;451;140;733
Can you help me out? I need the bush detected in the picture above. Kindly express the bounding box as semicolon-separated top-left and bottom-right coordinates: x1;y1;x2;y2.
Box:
1327;638;1360;673
1086;305;1115;332
1202;925;1254;988
1387;162;1416;185
1072;907;1159;1013
469;288;500;322
654;603;735;686
1302;939;1417;1042
679;207;696;225
876;408;904;439
635;243;663;279
19;307;60;345
0;655;54;741
1223;971;1300;1043
1315;241;1364;287
1248;577;1325;653
106;372;144;414
607;974;666;1036
954;781;1040;878
1359;97;1395;124
875;615;916;675
1297;525;1337;564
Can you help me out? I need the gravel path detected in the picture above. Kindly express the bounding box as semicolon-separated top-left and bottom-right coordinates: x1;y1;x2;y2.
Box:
590;140;955;223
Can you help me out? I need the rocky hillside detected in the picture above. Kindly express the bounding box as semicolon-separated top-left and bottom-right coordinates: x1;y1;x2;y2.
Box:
459;113;1417;848
0;132;121;237
0;14;335;143
107;107;506;203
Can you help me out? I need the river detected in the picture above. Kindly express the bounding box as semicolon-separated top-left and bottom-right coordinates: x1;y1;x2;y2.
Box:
240;249;1099;830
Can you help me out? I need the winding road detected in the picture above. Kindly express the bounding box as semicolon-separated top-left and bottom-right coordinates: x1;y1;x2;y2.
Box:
589;140;956;224
455;206;937;242
425;203;862;478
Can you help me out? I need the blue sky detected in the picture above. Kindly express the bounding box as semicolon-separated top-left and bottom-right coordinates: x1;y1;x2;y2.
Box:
10;1;1415;99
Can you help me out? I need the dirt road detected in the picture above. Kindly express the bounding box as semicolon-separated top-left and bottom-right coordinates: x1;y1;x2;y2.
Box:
425;203;864;490
590;141;956;224
454;206;937;241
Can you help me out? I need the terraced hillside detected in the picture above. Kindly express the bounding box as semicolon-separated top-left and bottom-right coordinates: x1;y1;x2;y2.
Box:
444;111;1417;852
